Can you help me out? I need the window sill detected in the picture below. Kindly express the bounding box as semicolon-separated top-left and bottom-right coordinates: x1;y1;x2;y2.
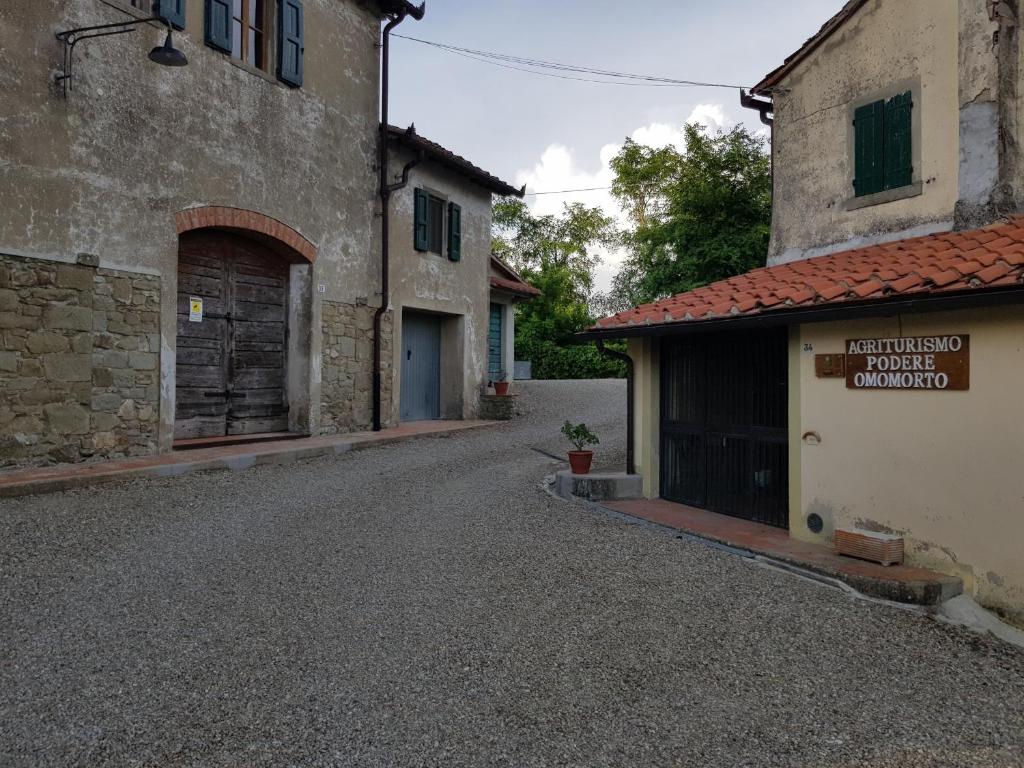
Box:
227;56;282;87
844;181;923;211
97;0;165;26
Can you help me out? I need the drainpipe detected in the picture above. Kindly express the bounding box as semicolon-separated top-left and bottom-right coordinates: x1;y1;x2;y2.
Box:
373;2;425;432
596;340;635;476
740;89;775;205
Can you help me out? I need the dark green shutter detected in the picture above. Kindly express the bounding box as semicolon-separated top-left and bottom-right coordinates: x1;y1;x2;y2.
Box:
278;0;304;87
853;100;885;197
204;0;231;53
155;0;186;30
448;203;462;262
414;189;429;251
884;91;913;190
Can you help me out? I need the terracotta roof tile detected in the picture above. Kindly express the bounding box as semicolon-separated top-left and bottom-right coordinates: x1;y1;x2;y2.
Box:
592;216;1024;332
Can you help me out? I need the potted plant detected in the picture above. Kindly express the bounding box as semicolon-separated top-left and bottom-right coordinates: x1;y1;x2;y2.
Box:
492;371;511;396
561;421;599;475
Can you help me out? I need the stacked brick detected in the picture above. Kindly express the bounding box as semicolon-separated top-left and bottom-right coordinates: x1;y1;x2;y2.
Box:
0;254;160;465
320;301;392;433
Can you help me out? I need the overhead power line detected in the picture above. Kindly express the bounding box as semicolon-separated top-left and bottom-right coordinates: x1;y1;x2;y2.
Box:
524;186;612;196
393;33;749;89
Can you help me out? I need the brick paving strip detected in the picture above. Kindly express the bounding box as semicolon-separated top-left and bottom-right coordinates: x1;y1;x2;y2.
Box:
0;420;497;499
602;498;964;608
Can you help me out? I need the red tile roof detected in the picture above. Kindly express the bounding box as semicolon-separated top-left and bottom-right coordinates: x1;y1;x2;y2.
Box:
490;255;541;298
387;125;525;198
751;0;868;95
592;217;1024;332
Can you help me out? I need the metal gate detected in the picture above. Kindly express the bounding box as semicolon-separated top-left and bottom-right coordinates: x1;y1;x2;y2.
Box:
175;231;290;440
660;330;789;528
400;312;442;421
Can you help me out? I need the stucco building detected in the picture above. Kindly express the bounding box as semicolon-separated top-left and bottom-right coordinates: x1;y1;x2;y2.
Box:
0;0;523;463
583;0;1024;624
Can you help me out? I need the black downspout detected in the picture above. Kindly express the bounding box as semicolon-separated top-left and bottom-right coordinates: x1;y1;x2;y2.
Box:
596;340;635;476
740;89;775;205
373;4;424;432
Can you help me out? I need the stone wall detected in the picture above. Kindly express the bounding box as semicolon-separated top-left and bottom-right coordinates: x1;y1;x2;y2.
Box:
0;254;160;465
321;301;393;434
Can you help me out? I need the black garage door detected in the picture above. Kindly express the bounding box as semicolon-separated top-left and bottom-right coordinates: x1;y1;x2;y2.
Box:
660;330;789;529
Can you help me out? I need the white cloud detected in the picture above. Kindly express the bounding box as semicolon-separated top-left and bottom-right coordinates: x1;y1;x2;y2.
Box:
515;104;737;295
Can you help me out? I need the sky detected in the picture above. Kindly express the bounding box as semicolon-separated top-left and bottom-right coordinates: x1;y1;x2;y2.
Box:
389;0;846;293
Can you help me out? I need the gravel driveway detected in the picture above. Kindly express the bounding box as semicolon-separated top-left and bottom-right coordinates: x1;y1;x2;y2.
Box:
2;379;1023;767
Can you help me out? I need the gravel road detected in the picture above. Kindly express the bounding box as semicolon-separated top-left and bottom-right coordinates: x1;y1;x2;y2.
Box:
2;379;1023;767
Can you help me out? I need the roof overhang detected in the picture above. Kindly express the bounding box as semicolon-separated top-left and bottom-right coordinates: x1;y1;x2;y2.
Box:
387;125;525;198
576;286;1024;342
751;0;869;95
368;0;426;19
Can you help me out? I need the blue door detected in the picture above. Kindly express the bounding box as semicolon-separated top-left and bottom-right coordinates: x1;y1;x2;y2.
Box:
400;312;441;421
488;304;503;381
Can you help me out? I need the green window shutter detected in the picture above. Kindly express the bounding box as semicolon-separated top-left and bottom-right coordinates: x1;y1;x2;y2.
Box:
155;0;186;30
277;0;304;87
853;100;885;197
884;91;913;190
204;0;231;53
448;203;462;262
414;189;429;251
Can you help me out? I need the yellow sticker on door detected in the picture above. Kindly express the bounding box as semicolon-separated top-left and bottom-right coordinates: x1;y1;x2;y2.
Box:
189;297;203;323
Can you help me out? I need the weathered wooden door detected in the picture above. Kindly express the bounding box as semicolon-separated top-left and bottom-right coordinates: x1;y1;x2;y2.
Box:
175;232;290;439
400;312;441;422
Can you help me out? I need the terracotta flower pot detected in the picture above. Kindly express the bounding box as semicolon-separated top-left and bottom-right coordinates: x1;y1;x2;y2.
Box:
494;381;511;396
568;451;594;475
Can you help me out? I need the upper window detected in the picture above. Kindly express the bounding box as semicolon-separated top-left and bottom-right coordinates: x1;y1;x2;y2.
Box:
231;0;268;70
853;91;913;198
205;0;304;87
414;189;462;262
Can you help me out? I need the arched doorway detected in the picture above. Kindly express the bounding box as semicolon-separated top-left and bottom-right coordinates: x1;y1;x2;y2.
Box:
175;230;291;439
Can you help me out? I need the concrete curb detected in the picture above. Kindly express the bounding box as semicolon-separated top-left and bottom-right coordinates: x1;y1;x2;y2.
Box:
0;421;498;500
546;485;964;609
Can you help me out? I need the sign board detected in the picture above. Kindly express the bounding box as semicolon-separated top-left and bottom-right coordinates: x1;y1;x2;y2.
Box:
189;297;203;323
815;353;846;378
846;335;969;391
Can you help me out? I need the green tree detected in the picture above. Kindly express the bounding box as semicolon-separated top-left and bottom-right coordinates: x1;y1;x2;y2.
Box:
609;124;771;307
492;199;625;379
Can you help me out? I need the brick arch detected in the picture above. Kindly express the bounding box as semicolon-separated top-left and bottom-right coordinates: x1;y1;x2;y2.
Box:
174;206;317;264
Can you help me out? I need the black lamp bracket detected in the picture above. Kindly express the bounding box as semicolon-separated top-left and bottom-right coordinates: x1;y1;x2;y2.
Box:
55;15;169;98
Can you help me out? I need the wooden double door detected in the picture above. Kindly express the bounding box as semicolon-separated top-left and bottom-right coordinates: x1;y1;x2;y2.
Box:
175;232;290;440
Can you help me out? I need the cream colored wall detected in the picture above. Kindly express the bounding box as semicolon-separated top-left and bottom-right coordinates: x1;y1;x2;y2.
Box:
628;337;660;498
792;306;1024;624
768;0;960;264
388;151;494;421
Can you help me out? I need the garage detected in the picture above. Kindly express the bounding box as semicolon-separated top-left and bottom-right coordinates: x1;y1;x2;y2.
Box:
175;231;291;440
659;329;789;528
400;311;442;421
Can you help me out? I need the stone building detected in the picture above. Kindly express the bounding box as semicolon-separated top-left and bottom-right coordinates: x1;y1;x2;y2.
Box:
384;126;525;423
583;0;1024;623
0;0;523;464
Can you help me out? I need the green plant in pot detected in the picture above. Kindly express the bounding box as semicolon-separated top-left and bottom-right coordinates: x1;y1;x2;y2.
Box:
561;421;599;475
492;371;510;396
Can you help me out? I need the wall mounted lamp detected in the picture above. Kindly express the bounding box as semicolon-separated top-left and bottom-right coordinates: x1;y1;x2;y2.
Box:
55;15;188;98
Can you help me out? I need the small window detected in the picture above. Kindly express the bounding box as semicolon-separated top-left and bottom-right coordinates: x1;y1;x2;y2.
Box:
853;91;913;197
414;189;447;255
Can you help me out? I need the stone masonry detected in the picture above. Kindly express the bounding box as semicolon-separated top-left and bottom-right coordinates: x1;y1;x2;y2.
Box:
321;301;393;434
0;254;160;465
